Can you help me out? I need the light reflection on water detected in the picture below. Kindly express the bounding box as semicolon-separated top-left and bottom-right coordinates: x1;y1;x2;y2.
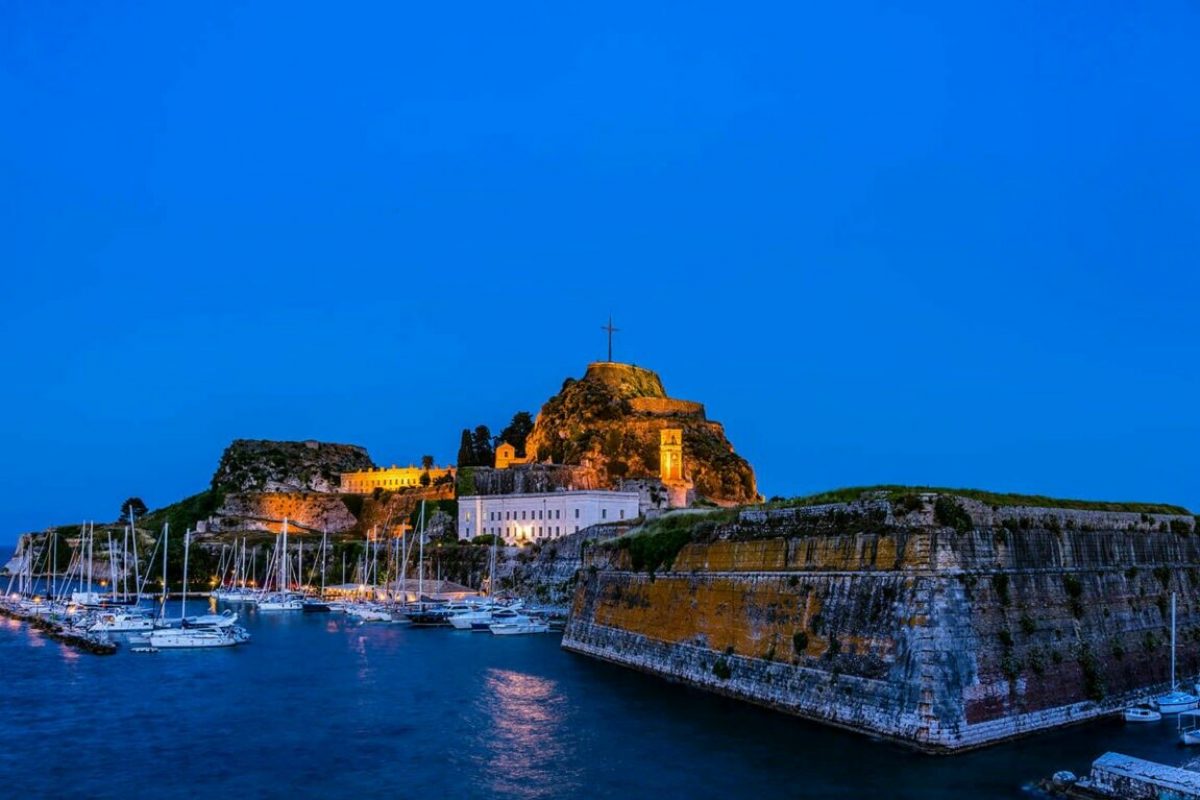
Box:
477;668;577;799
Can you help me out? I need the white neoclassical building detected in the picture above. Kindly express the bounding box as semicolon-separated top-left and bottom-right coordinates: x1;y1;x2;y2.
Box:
457;490;640;544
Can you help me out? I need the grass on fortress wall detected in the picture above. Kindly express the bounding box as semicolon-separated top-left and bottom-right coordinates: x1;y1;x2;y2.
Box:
767;486;1190;516
610;509;737;574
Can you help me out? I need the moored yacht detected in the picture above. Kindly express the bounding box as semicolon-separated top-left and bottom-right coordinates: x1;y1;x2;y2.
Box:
182;609;238;629
88;610;155;633
256;594;303;611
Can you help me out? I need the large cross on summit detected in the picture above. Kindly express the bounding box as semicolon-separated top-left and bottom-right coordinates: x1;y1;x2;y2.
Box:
601;316;619;362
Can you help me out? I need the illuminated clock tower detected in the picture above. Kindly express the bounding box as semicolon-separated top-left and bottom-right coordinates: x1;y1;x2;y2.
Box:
660;428;683;482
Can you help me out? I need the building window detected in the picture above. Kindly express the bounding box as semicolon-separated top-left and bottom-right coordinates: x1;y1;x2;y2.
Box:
601;509;607;519
522;510;526;520
574;508;580;519
556;509;561;519
619;510;625;520
574;525;579;533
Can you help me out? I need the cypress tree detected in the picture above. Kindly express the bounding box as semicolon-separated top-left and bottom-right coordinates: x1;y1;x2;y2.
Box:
456;429;475;467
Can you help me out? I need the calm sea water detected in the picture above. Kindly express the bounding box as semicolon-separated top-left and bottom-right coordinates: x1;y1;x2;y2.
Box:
0;561;1191;798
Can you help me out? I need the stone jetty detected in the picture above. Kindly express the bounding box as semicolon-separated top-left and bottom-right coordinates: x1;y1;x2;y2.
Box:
0;603;117;655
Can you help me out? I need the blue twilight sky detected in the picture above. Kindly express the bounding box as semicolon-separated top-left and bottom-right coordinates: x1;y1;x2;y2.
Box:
2;2;1198;543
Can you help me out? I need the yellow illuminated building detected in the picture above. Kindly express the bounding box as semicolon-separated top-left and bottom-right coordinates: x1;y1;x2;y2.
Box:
339;464;455;493
494;443;533;469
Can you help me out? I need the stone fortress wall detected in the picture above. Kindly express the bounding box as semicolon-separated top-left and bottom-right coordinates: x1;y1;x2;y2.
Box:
563;494;1200;752
628;397;706;417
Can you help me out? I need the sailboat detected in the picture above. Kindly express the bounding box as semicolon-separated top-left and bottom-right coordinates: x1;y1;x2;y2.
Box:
141;526;249;649
1153;593;1197;713
256;519;302;611
70;522;105;606
302;529;333;612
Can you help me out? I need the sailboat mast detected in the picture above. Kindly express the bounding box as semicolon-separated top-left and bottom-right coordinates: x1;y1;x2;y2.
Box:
372;526;379;595
129;505;141;600
108;530;117;602
160;523;169;618
181;528;191;621
87;522;94;597
122;526;129;600
417;501;425;602
320;528;327;596
489;535;497;597
280;518;289;594
1172;592;1178;689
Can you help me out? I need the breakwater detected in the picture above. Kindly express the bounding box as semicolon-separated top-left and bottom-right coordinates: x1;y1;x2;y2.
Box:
562;492;1200;752
0;603;117;654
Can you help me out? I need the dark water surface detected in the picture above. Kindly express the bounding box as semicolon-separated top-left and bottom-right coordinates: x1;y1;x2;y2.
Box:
0;597;1191;799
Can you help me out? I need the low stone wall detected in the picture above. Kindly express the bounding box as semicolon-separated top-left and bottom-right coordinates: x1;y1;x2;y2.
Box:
1078;752;1200;799
628;397;706;417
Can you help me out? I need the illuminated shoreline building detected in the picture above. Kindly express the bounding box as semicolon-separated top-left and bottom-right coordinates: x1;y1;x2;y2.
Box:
457;490;639;544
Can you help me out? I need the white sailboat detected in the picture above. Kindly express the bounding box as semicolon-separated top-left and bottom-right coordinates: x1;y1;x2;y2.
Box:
256;519;303;611
142;526;248;649
1153;593;1197;713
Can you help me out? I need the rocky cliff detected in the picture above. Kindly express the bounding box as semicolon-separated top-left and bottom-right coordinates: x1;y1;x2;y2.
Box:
210;439;374;494
506;523;628;605
520;362;757;506
563;488;1200;752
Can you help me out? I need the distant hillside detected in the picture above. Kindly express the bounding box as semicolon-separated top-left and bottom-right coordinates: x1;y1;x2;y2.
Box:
210;439;374;494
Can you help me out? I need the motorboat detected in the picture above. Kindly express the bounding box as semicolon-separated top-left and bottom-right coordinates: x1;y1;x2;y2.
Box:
448;604;505;630
346;603;392;622
472;607;524;632
489;619;551;635
182;609;238;629
301;598;332;613
88;610;155;633
1123;706;1162;723
141;626;244;649
256;594;303;611
1181;710;1200;744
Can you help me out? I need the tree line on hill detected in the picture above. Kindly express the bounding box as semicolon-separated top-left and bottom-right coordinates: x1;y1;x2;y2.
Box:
456;411;534;467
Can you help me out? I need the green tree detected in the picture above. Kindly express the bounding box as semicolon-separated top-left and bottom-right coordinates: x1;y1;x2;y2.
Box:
456;430;475;468
421;454;434;471
121;497;148;521
498;411;534;456
472;425;494;467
